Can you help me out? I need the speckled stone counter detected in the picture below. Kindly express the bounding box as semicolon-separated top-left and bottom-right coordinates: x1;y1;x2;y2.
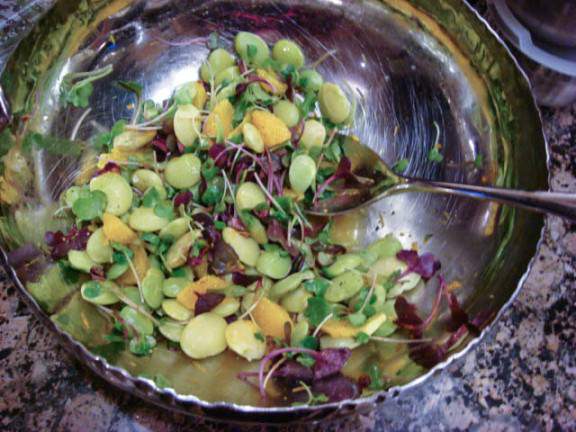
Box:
1;4;576;432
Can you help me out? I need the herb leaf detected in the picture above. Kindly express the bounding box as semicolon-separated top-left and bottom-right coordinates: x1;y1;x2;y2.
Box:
392;158;409;174
305;296;332;327
428;147;443;163
23;132;83;157
71;190;107;221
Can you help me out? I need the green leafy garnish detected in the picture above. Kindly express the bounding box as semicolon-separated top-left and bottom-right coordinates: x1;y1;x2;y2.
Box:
254;332;265;342
92;119;126;152
22;132;83;157
129;335;156;356
355;331;370;345
367;363;385;390
428;147;443;163
348;312;367;326
304;296;332;326
71;190;107;221
61;65;113;108
392;158;409;174
296;353;316;368
303;278;330;296
474;153;484;169
246;44;258;62
116;80;143;98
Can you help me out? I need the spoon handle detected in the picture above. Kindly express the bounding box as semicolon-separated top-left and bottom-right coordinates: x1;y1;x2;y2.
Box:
394;179;576;220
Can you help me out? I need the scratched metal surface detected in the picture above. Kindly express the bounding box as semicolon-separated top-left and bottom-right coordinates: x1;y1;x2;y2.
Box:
0;0;547;423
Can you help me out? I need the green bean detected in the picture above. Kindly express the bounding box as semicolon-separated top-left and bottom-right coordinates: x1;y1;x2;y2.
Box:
90;172;133;216
67;250;96;273
158;320;184;342
80;280;119;305
270;270;315;299
272;39;305;68
323;253;363;278
318;82;351;124
120;305;154;335
159;217;189;240
215;66;240;86
235;181;266;211
113;130;156;151
280;286;311;313
174;104;201;147
289;154;316;194
165;231;201;270
200;48;236;81
86;228;113;264
131;169;167;198
162;299;192;321
128;207;170;232
299;119;326;150
242;123;264;154
234;32;270;65
256;248;292;280
141;267;165;309
222;227;260;266
273;100;300;128
162;277;189;298
299;69;324;93
225;319;266;361
180;312;228;359
325;270;365;302
164;154;201;189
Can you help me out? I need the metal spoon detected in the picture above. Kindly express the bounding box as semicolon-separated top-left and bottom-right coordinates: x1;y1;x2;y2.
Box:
307;136;576;219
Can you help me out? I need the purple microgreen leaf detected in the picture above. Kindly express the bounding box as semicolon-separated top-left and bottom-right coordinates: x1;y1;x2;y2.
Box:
313;348;352;380
311;374;359;403
396;249;441;280
194;292;225;315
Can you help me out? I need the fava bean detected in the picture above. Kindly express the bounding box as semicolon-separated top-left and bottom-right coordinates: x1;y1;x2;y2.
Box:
273;100;300;128
68;250;95;273
234;32;270;65
173;104;201;147
272;39;305;68
131;169;167;198
159;320;184;342
86;228;113;264
289;154;316;194
162;299;193;321
215;66;240;86
128;207;170;232
325;270;365;302
323;253;363;278
387;273;421;298
242;123;264;153
222;227;260;266
212;296;240;317
174;81;198;105
180;312;228;359
80;280;119;305
239;211;268;245
162;277;189;298
299;119;326;150
235;181;266;211
122;286;144;305
319;83;351;124
372;301;397;337
165;231;201;270
164;154;201;189
367;257;405;282
142;267;165;309
299;69;324;93
270;270;315;299
113;129;156;151
319;337;360;350
90;173;133;216
225;320;266;361
365;234;402;261
200;48;236;82
256;248;292;279
280;286;311;313
120;305;154;335
291;319;309;345
159;217;190;240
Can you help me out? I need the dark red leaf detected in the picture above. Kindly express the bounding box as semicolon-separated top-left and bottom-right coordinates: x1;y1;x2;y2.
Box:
90;266;106;281
45;226;90;260
394;296;424;328
7;243;41;267
210;239;240;275
194;292;225;315
313;157;353;203
409;342;447;369
209;144;229;168
275;360;314;382
232;272;260;286
97;161;121;175
313;348;352;380
396;250;441;280
267;220;299;257
311;374;359;403
173;190;193;208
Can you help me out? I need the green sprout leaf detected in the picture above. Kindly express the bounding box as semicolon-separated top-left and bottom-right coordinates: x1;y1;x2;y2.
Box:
392;158;409;174
116;80;143;98
23;132;83;157
428;147;444;163
304;296;332;327
303;278;330;297
71;190;107;221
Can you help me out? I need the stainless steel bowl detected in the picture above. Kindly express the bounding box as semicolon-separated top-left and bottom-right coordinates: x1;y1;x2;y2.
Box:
0;0;547;424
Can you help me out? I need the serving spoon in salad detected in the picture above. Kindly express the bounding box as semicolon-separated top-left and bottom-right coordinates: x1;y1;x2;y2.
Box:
307;136;576;220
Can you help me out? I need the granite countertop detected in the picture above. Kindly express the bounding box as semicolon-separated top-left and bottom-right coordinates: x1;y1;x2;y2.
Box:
1;3;576;432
